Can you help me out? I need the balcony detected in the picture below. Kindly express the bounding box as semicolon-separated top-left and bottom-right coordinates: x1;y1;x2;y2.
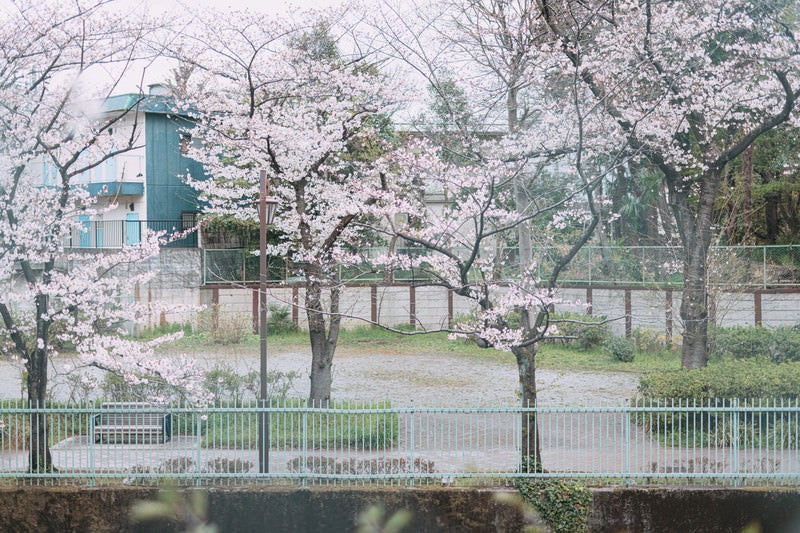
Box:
65;219;197;249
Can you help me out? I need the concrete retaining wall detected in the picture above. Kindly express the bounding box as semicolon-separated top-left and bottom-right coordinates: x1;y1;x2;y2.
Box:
1;486;798;532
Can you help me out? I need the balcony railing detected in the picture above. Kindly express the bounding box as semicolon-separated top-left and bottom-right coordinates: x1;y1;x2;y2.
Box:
65;219;197;249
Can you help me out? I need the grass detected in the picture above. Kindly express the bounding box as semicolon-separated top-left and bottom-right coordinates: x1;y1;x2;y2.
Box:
537;343;682;374
155;322;683;374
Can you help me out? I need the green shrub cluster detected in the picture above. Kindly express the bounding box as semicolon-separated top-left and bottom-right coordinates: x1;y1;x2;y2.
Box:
711;325;800;363
548;312;609;350
199;399;399;450
631;327;672;353
636;361;800;448
637;360;800;399
267;304;298;335
605;336;635;362
196;305;253;345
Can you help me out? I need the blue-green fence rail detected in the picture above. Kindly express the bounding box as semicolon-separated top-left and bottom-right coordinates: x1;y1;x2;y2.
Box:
1;399;798;487
204;245;800;288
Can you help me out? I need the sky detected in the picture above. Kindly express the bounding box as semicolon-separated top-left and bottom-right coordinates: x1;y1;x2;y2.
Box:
103;0;369;94
137;0;355;16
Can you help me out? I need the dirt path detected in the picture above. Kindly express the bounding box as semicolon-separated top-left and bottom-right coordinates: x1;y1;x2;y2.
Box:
0;345;640;405
191;347;640;406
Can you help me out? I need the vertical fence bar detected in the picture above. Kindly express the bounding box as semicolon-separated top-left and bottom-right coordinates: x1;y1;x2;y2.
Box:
195;408;202;487
302;402;308;488
88;405;95;487
732;398;740;487
409;401;415;488
624;400;631;485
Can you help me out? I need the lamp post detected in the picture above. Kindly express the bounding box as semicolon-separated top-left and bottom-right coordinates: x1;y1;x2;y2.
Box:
258;169;278;474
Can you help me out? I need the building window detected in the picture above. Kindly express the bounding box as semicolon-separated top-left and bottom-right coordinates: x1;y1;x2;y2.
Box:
180;133;191;155
181;211;197;230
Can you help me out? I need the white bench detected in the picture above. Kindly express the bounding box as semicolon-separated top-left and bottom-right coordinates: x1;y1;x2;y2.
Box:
93;402;172;444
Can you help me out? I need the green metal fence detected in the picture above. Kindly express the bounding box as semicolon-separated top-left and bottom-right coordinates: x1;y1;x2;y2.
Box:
204;245;800;288
1;399;798;487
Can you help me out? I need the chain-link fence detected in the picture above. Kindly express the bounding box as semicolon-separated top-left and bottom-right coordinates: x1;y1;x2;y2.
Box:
204;245;800;288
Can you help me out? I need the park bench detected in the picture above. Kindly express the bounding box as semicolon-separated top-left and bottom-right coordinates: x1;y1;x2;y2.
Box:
93;402;172;444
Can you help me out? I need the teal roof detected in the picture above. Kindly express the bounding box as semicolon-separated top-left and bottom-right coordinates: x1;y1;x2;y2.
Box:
99;94;196;117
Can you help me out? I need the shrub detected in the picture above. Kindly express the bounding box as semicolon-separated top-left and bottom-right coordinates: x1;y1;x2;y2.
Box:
196;305;252;345
637;360;800;400
631;327;671;353
712;325;800;363
100;373;184;403
605;336;635;362
206;457;253;474
548;312;609;350
267;304;297;334
635;361;800;448
201;399;399;449
287;456;435;475
203;364;299;405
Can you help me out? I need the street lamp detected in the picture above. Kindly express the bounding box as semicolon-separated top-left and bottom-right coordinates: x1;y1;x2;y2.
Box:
258;169;278;474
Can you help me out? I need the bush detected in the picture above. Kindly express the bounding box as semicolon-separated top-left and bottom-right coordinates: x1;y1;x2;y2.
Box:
267;304;297;334
200;399;399;449
196;305;252;345
203;364;299;405
711;325;800;363
635;361;800;448
631;327;672;353
548;312;609;350
287;456;434;475
637;360;800;399
605;336;635;362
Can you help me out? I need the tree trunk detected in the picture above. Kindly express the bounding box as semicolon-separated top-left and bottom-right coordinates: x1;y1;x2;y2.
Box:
512;343;541;469
680;243;710;368
675;169;720;369
305;273;342;406
28;294;54;472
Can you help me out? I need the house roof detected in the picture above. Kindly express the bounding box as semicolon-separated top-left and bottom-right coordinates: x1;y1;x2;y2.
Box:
100;93;195;117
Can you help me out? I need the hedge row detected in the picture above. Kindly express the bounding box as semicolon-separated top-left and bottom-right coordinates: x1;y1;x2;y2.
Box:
638;360;800;400
711;325;800;363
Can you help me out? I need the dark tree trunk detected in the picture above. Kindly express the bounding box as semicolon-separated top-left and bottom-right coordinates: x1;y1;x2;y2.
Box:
512;343;541;469
28;294;54;472
672;168;721;369
305;272;342;406
765;191;781;244
679;244;710;368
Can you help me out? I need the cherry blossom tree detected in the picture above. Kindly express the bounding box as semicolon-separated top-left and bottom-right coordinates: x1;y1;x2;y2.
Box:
178;9;403;404
536;0;800;368
370;0;622;465
0;0;206;472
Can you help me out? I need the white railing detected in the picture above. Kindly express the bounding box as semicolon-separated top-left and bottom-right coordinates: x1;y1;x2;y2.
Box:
1;399;797;487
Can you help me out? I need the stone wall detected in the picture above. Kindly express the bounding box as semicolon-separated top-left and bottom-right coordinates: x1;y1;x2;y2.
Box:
1;486;799;532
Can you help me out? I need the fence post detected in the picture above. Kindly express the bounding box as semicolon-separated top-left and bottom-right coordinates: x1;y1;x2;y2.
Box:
88;405;96;487
624;399;632;486
302;400;308;488
732;398;740;487
410;400;415;488
195;409;202;487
